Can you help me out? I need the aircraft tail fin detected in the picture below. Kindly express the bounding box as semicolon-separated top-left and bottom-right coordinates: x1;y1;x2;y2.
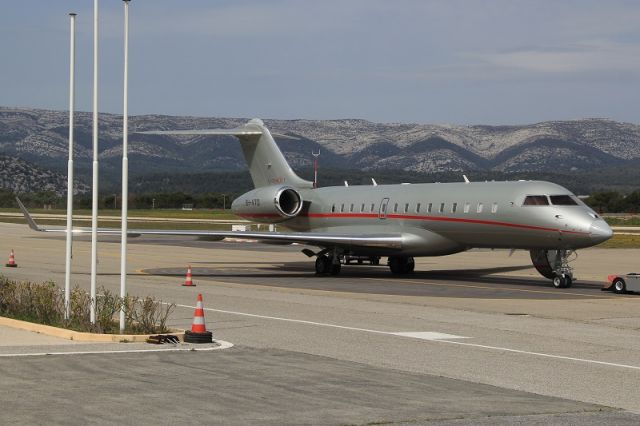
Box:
138;119;313;189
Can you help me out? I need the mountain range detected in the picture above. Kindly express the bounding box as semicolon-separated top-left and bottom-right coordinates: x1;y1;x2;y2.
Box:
1;106;639;193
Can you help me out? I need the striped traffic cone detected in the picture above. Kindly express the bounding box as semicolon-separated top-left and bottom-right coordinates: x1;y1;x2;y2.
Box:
184;294;213;343
5;249;17;267
182;265;195;287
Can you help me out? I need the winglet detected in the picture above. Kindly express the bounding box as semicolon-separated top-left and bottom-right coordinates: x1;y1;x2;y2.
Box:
16;197;43;232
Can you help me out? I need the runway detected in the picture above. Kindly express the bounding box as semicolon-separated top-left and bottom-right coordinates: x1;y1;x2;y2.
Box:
2;223;640;424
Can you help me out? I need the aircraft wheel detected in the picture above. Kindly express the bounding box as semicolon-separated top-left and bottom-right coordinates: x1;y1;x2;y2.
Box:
315;255;331;275
330;262;342;276
552;276;565;288
389;256;413;274
564;276;572;288
613;278;626;294
389;257;402;274
406;257;415;273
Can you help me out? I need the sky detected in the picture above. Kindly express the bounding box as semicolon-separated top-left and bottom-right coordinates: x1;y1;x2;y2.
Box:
1;0;639;125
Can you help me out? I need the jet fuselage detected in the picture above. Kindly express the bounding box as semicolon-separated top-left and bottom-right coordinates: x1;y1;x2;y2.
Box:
237;180;612;257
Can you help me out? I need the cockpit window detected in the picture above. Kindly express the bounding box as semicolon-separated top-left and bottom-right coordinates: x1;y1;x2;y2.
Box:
550;195;578;206
523;195;549;206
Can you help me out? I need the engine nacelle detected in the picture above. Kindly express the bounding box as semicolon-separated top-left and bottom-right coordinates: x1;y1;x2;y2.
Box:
232;185;303;223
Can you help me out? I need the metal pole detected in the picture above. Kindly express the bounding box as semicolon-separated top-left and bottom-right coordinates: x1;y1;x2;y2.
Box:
90;0;99;324
119;0;130;333
65;12;77;320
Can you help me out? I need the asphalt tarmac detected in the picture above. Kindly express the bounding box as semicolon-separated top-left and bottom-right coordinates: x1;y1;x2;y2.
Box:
2;223;640;425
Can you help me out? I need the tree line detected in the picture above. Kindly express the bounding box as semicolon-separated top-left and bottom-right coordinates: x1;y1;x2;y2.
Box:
0;189;235;210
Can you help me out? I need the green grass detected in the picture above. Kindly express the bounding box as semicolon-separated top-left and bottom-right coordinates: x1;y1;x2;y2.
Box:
0;217;236;231
0;207;240;221
604;216;640;226
598;234;640;249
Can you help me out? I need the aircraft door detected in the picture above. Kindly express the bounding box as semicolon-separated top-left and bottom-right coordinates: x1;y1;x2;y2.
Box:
379;198;390;219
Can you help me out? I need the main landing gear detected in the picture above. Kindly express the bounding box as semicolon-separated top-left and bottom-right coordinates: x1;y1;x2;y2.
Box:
530;249;576;289
313;254;415;276
306;248;384;276
388;256;415;275
314;254;341;276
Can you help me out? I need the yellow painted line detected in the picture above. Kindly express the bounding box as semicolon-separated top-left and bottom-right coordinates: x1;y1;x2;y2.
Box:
363;277;616;299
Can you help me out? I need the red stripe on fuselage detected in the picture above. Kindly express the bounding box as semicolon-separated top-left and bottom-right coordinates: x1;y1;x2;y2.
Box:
237;212;588;235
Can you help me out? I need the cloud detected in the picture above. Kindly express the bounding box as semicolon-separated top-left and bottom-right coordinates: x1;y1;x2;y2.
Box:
471;41;640;73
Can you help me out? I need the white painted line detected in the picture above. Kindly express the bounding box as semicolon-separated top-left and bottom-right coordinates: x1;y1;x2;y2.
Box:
176;303;439;337
177;303;640;371
393;332;468;340
440;340;640;371
0;340;234;358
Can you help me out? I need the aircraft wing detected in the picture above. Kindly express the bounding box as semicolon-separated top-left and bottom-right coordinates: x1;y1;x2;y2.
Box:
16;198;402;250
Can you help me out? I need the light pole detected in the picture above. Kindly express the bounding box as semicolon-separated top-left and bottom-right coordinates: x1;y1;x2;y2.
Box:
119;0;131;333
64;12;77;320
90;0;100;324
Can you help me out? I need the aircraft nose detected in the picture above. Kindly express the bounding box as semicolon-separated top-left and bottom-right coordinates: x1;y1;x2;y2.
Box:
589;220;613;243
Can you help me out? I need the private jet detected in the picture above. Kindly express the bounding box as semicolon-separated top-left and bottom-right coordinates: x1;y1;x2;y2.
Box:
18;119;613;288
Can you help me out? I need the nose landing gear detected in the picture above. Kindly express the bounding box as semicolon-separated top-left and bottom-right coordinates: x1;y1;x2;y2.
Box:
530;249;576;288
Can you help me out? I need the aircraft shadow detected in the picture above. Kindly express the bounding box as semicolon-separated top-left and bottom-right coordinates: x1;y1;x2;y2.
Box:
143;261;601;291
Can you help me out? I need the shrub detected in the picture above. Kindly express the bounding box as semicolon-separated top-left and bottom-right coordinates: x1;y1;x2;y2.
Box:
0;276;175;334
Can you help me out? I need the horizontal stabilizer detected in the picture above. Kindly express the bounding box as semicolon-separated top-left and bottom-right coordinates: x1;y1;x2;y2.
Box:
137;127;262;137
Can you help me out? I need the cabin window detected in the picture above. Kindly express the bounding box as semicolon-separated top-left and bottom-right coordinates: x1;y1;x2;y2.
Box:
477;202;483;213
427;203;433;213
439;203;445;213
416;203;421;213
350;203;354;212
452;202;458;213
360;203;365;212
404;203;409;213
523;195;549;206
394;203;398;213
463;202;470;213
341;203;345;213
370;203;375;212
331;204;336;213
491;202;498;213
550;195;578;206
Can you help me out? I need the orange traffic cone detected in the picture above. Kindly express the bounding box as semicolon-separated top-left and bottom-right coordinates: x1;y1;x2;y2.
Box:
182;265;195;287
184;294;213;343
6;249;17;267
191;294;207;333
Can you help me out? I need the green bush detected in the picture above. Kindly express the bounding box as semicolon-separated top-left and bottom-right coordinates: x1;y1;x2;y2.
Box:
0;276;175;334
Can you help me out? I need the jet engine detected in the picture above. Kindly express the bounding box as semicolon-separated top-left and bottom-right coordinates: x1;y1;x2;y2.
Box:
231;185;303;223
